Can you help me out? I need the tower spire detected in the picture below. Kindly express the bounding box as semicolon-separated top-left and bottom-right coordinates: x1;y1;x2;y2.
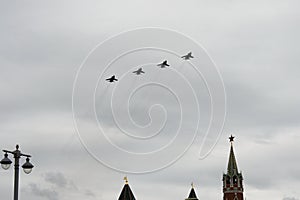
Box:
185;183;199;200
118;177;136;200
227;135;239;176
223;135;244;200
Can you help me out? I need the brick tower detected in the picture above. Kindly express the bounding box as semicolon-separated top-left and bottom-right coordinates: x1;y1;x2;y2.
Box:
222;135;244;200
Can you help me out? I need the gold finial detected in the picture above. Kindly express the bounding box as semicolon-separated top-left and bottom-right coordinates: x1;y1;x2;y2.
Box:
191;182;194;188
123;176;128;184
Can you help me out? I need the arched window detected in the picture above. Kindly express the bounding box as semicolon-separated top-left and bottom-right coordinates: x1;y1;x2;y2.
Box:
233;176;238;184
226;176;230;185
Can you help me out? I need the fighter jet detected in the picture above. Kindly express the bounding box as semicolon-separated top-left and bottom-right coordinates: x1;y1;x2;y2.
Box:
106;75;118;83
157;60;170;68
133;68;145;75
181;52;194;60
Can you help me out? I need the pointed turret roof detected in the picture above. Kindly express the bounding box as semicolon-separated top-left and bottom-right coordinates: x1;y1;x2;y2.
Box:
185;183;199;200
118;177;136;200
227;135;239;176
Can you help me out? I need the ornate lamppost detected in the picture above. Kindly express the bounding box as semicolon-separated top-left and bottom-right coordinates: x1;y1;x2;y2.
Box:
0;144;34;200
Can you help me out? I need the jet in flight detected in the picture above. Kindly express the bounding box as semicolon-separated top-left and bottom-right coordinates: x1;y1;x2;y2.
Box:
133;68;145;75
106;75;118;82
181;52;194;60
157;60;170;68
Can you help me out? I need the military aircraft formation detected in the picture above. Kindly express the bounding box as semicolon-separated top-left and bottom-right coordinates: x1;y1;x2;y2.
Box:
106;52;193;83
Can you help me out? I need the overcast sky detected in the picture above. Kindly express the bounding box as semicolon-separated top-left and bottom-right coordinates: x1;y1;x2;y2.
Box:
1;1;300;200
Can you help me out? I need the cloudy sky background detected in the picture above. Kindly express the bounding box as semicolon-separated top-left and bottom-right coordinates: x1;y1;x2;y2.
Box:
1;1;300;200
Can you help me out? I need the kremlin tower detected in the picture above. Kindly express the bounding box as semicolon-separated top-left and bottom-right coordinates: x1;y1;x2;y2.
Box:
222;135;244;200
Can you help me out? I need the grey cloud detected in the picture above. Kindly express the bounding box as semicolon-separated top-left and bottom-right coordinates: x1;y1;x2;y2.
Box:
26;183;59;200
283;198;299;200
44;172;68;188
85;189;96;197
43;172;80;192
24;171;97;200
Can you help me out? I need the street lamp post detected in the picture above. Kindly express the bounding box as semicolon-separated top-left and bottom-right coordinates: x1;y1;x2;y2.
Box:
0;144;34;200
